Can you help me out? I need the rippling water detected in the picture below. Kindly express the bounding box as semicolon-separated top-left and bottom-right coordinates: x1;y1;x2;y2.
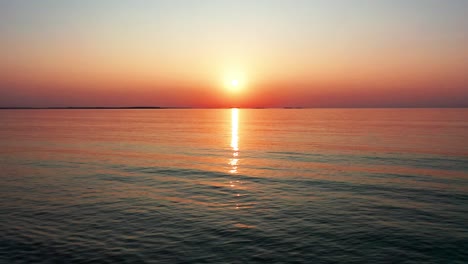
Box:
1;109;467;263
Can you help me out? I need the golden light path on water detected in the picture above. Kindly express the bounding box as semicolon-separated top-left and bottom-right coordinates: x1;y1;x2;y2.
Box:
229;108;239;174
228;108;244;211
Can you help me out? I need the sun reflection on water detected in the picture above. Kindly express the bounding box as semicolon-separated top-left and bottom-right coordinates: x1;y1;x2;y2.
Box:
228;108;248;213
229;108;239;174
231;108;239;151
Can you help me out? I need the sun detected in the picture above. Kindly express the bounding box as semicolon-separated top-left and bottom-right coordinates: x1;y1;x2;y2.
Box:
223;72;246;92
231;79;239;87
228;79;242;92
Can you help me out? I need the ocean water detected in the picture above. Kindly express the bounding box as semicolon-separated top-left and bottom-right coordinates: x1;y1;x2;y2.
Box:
0;109;467;263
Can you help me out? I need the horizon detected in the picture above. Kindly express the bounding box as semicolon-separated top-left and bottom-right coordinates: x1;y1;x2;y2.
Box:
1;0;467;107
1;106;468;109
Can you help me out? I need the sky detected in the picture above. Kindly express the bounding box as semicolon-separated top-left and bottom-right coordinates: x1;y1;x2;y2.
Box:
1;0;467;107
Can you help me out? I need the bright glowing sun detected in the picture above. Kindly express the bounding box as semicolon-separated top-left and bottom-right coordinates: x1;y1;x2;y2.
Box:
223;71;246;92
231;79;239;87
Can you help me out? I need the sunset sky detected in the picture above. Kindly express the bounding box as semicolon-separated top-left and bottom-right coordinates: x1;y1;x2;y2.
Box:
1;0;467;107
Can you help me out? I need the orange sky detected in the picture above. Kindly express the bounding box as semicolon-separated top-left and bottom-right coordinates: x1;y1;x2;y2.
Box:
1;0;467;107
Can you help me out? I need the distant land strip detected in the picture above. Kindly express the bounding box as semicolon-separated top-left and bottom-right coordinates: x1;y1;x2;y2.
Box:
0;106;286;109
0;106;184;109
0;106;466;109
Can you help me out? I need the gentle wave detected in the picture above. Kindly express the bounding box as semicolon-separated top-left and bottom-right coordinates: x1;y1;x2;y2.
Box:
1;109;467;263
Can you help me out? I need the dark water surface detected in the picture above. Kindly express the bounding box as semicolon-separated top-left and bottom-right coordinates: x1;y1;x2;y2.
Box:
1;109;467;263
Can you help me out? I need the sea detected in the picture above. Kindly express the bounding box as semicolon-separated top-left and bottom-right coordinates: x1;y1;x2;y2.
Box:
0;109;467;263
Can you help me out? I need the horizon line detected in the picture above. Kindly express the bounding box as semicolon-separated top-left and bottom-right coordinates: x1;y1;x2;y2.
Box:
0;106;467;110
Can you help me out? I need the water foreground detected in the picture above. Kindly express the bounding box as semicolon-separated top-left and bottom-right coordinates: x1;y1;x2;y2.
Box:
1;109;467;263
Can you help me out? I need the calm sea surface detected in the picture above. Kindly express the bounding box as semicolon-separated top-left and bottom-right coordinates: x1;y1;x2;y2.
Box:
1;109;467;263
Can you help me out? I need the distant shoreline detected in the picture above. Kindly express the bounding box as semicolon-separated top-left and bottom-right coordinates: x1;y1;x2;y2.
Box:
0;106;466;110
0;107;182;110
0;107;284;110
